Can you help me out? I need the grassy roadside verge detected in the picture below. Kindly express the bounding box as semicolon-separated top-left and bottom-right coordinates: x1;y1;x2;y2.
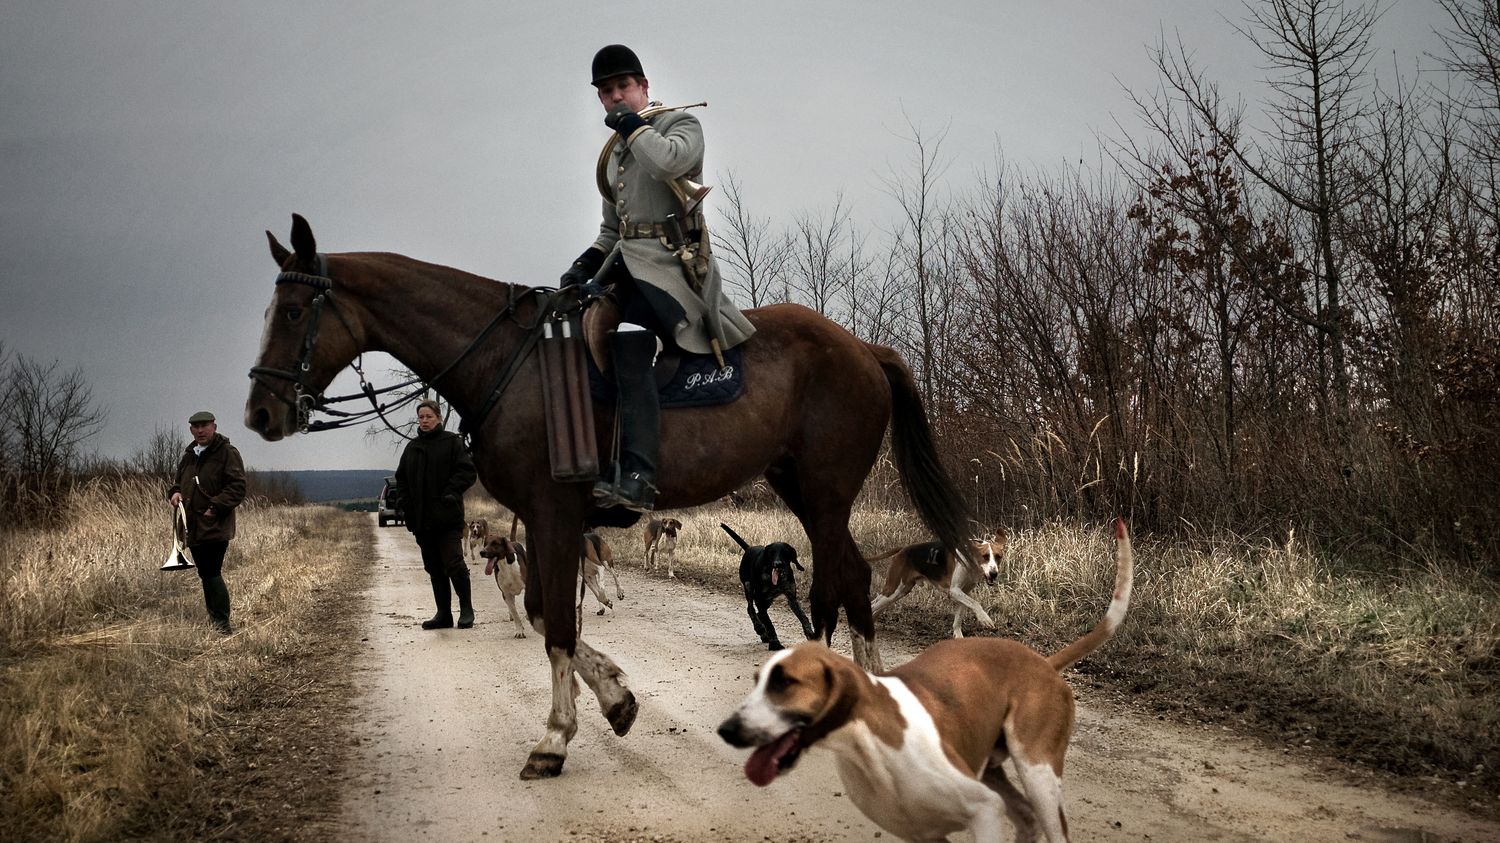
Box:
0;478;369;842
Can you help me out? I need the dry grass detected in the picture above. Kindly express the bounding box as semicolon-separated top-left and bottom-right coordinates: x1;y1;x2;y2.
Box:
9;482;1494;839
0;476;368;842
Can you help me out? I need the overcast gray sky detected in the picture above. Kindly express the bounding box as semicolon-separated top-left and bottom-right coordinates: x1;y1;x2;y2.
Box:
0;1;1449;471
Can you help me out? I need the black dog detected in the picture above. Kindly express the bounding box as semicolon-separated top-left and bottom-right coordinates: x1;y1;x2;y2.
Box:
721;523;816;650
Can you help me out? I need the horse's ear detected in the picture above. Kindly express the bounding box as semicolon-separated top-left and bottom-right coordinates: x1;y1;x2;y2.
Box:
289;213;317;262
266;231;291;266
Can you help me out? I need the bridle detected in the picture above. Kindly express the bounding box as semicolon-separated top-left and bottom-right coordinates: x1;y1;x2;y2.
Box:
248;253;574;440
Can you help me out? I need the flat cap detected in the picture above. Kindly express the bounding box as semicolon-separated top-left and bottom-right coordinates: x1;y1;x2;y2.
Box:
188;410;216;424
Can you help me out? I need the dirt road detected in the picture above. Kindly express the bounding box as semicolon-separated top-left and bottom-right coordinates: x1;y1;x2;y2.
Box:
337;518;1498;841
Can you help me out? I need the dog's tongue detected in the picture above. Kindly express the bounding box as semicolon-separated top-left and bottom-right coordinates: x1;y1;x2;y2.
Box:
771;568;779;586
744;730;799;787
484;559;495;576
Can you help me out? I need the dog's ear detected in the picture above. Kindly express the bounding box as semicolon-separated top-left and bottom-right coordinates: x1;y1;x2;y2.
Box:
801;655;859;746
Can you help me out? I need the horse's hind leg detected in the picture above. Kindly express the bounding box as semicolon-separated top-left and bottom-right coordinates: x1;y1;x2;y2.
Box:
764;460;881;670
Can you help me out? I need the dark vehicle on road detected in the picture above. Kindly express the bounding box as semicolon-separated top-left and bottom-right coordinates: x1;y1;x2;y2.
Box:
378;476;405;527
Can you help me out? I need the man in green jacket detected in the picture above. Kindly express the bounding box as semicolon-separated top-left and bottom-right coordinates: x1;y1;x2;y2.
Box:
560;43;756;513
396;400;479;629
167;410;246;634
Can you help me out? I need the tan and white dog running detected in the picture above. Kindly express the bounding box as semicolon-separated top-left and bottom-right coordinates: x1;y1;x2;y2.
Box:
868;529;1009;638
719;520;1132;843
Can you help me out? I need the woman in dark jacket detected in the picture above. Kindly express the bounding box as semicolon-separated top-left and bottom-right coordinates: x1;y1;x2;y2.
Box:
396;399;478;629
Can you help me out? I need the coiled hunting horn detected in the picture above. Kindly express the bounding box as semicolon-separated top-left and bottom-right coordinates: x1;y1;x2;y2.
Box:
595;101;712;215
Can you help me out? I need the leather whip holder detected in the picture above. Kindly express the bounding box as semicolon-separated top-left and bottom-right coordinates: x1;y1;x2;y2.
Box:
538;310;599;481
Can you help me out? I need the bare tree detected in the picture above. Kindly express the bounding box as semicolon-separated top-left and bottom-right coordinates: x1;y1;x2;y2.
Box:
131;423;184;478
1148;0;1384;460
788;193;856;317
1433;0;1500;228
880;119;956;407
713;170;793;307
1;356;106;483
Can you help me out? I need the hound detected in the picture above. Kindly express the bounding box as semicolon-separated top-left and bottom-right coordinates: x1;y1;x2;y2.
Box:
478;535;529;638
643;516;682;578
464;518;490;560
580;531;625;616
719;520;1133;843
867;529;1009;638
722;523;816;651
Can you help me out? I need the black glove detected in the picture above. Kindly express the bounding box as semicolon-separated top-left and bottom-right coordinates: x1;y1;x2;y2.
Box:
560;248;606;287
604;103;647;138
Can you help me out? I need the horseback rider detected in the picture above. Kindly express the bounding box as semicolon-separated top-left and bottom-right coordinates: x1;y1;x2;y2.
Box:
561;44;756;513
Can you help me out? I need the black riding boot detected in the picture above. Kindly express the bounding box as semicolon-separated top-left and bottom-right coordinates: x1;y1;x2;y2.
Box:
202;576;232;634
422;574;454;629
593;329;660;512
452;569;475;629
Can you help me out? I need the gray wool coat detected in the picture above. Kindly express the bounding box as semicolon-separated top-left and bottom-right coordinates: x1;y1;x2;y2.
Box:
589;108;756;356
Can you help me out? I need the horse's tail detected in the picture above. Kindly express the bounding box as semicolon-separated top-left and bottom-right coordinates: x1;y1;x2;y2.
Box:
866;343;979;573
720;522;752;552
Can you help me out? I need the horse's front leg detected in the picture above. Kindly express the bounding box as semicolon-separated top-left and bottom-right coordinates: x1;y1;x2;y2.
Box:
520;644;581;779
570;639;637;737
518;511;587;779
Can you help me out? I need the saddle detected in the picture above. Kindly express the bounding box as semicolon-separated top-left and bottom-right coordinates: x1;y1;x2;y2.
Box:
581;297;744;409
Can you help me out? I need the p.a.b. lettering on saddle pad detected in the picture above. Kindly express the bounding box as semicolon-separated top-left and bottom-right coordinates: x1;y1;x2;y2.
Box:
587;343;744;409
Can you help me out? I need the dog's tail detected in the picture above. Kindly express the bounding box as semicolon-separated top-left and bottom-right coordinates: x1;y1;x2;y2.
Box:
509;513;520;541
862;545;906;564
1048;518;1133;672
720;522;752;552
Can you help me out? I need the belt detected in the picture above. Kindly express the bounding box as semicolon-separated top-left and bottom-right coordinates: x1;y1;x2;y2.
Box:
619;216;706;241
620;222;671;240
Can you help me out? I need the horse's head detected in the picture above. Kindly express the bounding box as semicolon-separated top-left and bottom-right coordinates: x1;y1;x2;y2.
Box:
245;214;365;441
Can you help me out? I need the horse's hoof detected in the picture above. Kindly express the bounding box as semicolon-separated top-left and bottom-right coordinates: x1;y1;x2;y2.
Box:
768;641;784;651
606;692;638;737
520;753;565;780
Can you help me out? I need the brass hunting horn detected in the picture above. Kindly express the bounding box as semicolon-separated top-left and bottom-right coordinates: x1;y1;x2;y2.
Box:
595;101;712;214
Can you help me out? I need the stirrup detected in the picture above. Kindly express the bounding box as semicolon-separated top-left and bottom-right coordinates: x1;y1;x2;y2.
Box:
592;471;656;513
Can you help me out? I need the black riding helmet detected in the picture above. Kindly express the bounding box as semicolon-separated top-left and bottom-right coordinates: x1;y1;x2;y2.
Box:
591;44;645;86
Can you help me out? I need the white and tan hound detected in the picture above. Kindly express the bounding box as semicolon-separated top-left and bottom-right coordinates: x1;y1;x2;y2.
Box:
478;536;528;638
643;516;682;578
464;518;490;560
867;529;1009;638
580;531;624;615
719;520;1133;843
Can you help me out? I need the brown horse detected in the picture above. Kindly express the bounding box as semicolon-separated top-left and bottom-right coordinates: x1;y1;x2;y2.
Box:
245;214;974;779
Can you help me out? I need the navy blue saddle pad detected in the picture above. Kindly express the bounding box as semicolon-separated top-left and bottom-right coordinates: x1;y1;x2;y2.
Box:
588;344;744;408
